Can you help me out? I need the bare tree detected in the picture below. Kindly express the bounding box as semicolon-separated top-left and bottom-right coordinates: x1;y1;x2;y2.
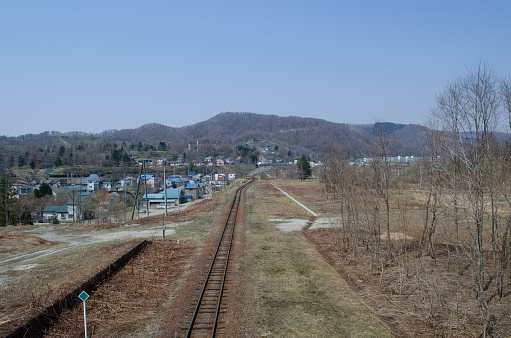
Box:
501;75;511;132
371;122;395;253
432;62;505;333
420;127;444;260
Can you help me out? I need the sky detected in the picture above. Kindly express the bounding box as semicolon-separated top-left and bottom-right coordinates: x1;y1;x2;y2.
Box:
1;1;510;136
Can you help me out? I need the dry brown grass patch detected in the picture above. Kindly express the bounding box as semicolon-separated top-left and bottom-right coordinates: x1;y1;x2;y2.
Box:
0;234;55;254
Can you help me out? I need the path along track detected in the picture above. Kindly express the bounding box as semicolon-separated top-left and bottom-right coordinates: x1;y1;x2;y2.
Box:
185;179;252;337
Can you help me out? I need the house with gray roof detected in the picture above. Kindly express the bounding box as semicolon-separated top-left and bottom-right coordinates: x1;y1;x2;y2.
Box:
86;174;101;192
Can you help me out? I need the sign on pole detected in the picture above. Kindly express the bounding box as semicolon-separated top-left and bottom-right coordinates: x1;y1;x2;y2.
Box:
79;291;89;301
79;291;89;338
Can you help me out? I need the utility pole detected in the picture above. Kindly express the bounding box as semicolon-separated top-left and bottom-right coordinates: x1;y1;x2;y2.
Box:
164;162;168;216
72;174;75;223
131;165;143;220
123;171;126;223
143;162;149;217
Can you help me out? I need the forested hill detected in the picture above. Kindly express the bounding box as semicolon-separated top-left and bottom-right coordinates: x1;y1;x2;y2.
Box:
0;113;428;166
180;113;427;156
183;113;371;156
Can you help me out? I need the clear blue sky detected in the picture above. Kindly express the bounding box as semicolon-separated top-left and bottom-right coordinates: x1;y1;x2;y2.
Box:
1;1;510;136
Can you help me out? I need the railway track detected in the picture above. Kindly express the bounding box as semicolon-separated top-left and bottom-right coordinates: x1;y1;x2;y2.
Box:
185;179;252;337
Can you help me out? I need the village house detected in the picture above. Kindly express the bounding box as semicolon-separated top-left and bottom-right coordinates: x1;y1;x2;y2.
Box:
188;171;202;182
141;187;183;207
66;193;90;222
168;160;182;166
118;177;136;188
101;181;114;190
11;180;33;198
137;159;153;166
167;177;184;188
157;158;168;166
41;206;70;222
54;179;68;187
138;174;156;188
86;174;101;192
184;182;204;200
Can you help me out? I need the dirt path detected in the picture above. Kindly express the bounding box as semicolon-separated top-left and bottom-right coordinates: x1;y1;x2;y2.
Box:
269;181;318;216
0;197;208;273
0;223;180;273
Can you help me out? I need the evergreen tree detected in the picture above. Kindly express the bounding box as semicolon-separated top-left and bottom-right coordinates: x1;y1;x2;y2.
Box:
122;152;131;165
18;155;26;167
111;149;122;166
34;182;53;199
58;146;66;157
297;154;311;180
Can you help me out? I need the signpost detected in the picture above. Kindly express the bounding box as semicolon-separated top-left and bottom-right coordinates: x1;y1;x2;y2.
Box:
79;291;89;338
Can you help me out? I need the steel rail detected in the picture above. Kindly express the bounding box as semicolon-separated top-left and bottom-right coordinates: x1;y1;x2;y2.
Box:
212;194;239;336
186;179;252;337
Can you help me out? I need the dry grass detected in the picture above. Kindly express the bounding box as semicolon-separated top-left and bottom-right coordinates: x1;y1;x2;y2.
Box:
269;178;511;337
0;239;142;335
245;179;392;337
45;240;194;337
0;233;59;260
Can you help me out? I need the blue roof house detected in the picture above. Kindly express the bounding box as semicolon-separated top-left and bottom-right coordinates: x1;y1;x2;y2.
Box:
142;187;183;206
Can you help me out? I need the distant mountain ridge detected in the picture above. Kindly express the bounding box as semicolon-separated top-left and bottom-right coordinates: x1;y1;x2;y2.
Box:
0;113;428;162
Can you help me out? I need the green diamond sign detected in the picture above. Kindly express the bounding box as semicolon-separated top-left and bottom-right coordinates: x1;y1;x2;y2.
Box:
79;291;89;301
